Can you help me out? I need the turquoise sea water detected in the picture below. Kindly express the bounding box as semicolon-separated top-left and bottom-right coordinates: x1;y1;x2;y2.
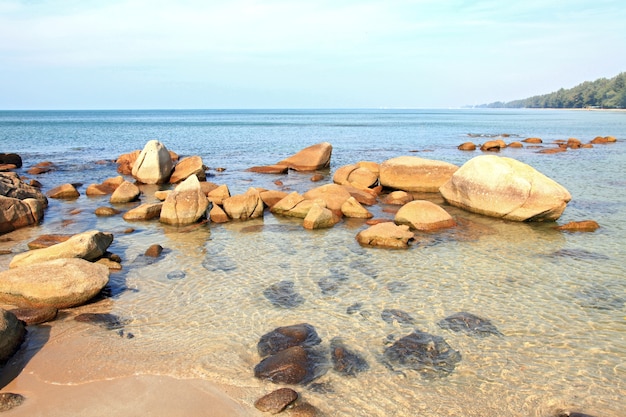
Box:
0;109;625;416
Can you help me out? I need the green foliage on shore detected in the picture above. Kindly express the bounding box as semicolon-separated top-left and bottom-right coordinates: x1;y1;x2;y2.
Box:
479;72;626;109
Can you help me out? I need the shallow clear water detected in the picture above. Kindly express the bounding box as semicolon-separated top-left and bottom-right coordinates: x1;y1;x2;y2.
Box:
1;109;625;416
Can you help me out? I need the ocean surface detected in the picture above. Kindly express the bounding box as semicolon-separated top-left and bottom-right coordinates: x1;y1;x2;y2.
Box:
0;109;625;416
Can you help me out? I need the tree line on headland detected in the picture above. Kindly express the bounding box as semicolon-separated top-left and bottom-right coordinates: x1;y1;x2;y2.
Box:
477;72;626;109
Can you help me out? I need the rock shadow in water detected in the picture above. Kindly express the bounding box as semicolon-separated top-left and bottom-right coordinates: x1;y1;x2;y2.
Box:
263;280;305;308
438;312;503;337
574;284;625;310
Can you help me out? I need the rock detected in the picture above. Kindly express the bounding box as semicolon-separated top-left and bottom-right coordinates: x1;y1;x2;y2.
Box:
9;306;58;325
258;323;322;357
169;155;206;183
303;183;352;212
333;164;378;189
47;183;80;199
381;190;413;205
263;280;305;308
438;312;503;337
144;244;163;257
457;142;476;151
27;234;71;249
122;202;163;221
0;258;109;309
109;180;141;204
27;161;55;175
0;153;22;168
590;136;616;144
95;206;121;217
254;346;325;385
277;142;333;171
116;150;140;175
222;188;264;221
0;172;48;206
567;138;582;149
209;204;229;223
383;330;462;378
343;185;378;206
508;141;523;148
154;190;170;201
259;190;289;208
555;220;600;232
381;308;415;325
379;156;459;192
254;388;299;414
0;393;25;412
288;401;321;417
440;155;571;221
0;309;26;364
303;203;339;230
341;196;373;219
246;165;289;174
0;196;45;235
9;230;114;268
86;176;124;196
310;173;324;182
199;181;220;196
131;140;173;184
270;192;306;217
523;137;543;143
207;184;230;205
480;140;505;151
74;312;130;330
355;222;414;249
330;337;369;377
394;200;456;231
160;175;210;226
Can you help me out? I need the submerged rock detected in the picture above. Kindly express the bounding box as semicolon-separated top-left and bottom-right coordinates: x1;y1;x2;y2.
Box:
258;323;322;357
438;312;503;337
0;393;25;412
383;330;462;379
74;313;131;330
254;346;326;385
254;388;299;414
381;309;415;326
263;280;305;308
330;337;369;377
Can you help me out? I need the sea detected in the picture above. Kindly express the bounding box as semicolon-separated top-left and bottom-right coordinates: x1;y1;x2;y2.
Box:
0;109;625;417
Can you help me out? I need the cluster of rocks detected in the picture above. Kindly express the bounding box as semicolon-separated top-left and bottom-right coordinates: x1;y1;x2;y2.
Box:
458;135;617;153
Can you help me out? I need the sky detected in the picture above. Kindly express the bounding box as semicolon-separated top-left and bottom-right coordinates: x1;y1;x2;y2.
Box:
1;0;625;109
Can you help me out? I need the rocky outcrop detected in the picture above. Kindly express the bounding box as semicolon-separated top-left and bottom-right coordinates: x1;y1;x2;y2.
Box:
0;172;48;206
131;140;173;184
0;196;45;235
333;163;379;189
439;155;571;221
276;142;333;171
9;230;114;268
160;175;209;225
116;150;140;175
0;308;26;364
109;180;141;204
169;155;206;183
394;200;456;231
0;153;22;168
379;156;458;192
355;222;414;249
0;258;109;309
222;188;264;221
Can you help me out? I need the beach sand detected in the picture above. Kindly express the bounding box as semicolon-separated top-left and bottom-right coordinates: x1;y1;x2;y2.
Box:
0;324;256;417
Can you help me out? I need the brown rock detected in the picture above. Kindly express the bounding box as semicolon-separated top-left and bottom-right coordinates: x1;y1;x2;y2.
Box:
254;346;315;385
0;196;45;235
0;258;109;309
116;150;140;175
555;220;600;232
257;323;322;357
0;172;48;206
480;140;504;152
394;200;456;231
48;183;80;199
259;190;289;208
382;190;413;205
355;222;415;249
170;155;206;183
246;165;289;174
538;147;567;154
0;393;25;412
27;234;71;249
86;176;124;196
341;197;373;219
95;206;121;217
303;203;339;229
209;204;230;223
122;203;163;221
523;137;543;143
303;184;352;212
199;181;220;196
160;175;210;225
27;161;55;175
0;153;22;168
131;140;174;184
277;142;332;171
109;180;141;204
508;141;523;148
144;244;163;257
207;184;230;205
567;138;582;149
270;192;306;217
222;188;264;221
9;306;58;325
310;173;324;182
254;388;299;414
379;156;458;192
458;142;476;151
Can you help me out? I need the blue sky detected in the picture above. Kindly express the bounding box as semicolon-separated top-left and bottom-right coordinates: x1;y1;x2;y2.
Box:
1;0;625;109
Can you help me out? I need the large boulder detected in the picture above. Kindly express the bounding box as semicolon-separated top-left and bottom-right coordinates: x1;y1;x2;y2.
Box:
276;142;332;171
169;155;206;183
0;308;26;364
109;180;141;204
439;155;571;221
9;230;114;268
303;184;352;212
0;172;48;207
116;150;140;175
131;140;173;184
47;183;80;199
0;196;45;235
394;200;456;231
222;188;264;221
160;175;209;225
333;163;379;189
0;258;109;309
379;156;459;192
303;203;339;229
355;222;414;249
0;153;22;169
